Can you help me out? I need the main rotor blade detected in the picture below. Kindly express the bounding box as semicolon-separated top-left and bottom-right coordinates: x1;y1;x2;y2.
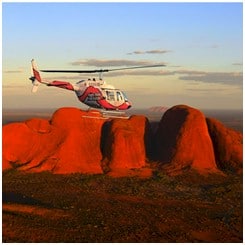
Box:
40;64;166;74
107;64;166;72
40;69;109;73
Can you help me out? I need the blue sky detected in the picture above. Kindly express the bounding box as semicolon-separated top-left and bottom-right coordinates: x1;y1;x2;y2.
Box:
2;2;243;110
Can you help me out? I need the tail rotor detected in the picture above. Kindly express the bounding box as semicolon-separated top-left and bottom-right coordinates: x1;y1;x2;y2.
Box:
30;59;41;93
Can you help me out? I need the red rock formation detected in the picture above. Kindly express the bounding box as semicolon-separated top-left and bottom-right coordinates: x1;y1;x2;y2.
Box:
101;115;150;175
206;118;243;174
48;108;105;174
2;108;105;174
155;105;218;175
2;119;60;172
3;106;242;177
2;108;152;176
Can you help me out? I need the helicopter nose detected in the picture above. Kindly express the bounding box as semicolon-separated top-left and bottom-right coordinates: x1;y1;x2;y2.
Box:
127;101;132;109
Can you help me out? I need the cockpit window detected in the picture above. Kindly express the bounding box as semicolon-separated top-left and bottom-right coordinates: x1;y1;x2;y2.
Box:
116;91;123;101
106;90;115;101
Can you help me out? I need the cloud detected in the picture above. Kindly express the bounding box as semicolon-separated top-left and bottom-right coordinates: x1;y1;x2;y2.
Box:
185;88;228;92
70;59;165;69
3;85;25;89
169;65;182;68
4;70;23;73
175;70;205;75
127;51;144;55
178;71;242;86
116;68;242;86
232;63;243;66
70;59;157;67
127;49;172;55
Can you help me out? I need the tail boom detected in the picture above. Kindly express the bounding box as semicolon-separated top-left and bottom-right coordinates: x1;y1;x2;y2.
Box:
47;81;75;90
30;59;75;92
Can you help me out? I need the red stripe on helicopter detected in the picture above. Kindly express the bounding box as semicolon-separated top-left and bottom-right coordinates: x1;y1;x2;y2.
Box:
98;99;131;110
98;99;116;110
48;81;74;90
79;86;102;101
118;101;132;110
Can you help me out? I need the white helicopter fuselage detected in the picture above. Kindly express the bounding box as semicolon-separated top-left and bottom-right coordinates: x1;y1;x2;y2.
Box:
73;78;131;110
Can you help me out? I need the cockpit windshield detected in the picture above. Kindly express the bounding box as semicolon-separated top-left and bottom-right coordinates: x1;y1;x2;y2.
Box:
121;91;128;101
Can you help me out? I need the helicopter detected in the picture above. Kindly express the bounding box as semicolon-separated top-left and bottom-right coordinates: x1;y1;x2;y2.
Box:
30;59;165;111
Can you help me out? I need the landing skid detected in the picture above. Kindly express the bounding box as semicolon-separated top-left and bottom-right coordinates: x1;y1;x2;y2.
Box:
82;108;129;120
102;110;129;119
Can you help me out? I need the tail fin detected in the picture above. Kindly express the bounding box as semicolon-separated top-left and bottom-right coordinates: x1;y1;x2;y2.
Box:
30;59;41;93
